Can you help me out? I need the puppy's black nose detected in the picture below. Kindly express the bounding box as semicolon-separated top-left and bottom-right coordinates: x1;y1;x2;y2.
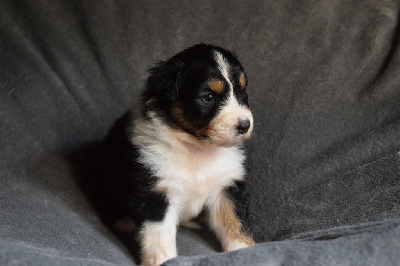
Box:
236;119;251;135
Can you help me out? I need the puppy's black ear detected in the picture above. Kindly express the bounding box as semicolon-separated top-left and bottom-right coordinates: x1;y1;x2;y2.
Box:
147;60;184;102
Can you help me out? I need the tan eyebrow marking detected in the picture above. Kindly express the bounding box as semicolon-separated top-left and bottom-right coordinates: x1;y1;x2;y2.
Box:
208;79;225;95
239;73;247;90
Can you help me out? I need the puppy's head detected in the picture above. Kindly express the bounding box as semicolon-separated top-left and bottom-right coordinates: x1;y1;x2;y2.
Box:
145;44;253;147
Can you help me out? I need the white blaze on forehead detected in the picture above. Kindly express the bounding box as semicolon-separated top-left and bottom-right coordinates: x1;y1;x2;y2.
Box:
214;50;242;112
214;51;234;91
213;50;238;110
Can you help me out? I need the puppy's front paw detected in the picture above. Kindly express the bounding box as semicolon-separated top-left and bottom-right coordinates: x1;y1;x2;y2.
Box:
141;252;175;266
223;235;255;251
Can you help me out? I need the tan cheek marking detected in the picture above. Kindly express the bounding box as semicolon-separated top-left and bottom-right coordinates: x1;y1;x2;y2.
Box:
214;195;255;248
171;104;196;133
206;113;231;144
239;73;246;90
208;79;225;95
171;103;208;138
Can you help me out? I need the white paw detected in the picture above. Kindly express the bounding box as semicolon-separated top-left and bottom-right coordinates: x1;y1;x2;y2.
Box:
141;252;176;266
224;239;255;251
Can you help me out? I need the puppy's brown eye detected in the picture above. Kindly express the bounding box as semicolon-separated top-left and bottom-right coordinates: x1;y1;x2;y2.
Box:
203;93;215;102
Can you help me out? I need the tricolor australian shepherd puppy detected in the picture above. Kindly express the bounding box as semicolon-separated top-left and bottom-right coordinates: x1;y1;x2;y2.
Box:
101;44;254;266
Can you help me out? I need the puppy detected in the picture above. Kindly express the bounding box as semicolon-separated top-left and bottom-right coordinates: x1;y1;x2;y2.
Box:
100;44;255;266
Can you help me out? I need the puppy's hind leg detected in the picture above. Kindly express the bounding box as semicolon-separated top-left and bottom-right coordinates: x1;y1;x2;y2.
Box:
139;206;179;266
114;217;137;233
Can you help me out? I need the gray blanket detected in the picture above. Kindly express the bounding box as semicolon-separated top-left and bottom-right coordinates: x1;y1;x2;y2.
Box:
1;0;399;265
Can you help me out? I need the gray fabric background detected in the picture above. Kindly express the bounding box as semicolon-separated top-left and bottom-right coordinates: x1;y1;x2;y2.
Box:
1;0;400;265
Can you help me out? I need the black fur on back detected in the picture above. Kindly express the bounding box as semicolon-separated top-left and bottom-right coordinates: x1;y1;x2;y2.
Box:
98;111;168;226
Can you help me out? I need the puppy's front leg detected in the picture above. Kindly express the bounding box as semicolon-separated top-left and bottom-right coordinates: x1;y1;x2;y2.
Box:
208;191;255;251
139;206;178;266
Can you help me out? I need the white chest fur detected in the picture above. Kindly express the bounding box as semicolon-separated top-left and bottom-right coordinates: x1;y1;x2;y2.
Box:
131;115;246;222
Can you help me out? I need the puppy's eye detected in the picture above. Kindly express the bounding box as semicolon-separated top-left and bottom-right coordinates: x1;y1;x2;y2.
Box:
203;93;215;103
